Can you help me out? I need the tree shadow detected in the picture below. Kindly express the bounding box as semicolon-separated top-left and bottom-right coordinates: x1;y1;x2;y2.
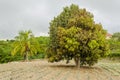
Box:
49;64;99;70
49;64;75;68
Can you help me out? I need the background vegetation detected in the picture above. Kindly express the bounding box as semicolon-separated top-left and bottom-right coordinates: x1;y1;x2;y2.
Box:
108;32;120;59
0;32;120;63
0;36;49;63
0;4;120;64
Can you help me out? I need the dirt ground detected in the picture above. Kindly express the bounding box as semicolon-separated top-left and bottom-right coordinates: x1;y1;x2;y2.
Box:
0;60;120;80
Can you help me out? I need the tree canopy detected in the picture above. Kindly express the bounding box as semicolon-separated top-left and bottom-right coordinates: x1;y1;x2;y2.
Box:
47;4;109;67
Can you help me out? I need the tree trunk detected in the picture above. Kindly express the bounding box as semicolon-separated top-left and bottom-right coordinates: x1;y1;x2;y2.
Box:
74;57;80;68
24;52;28;61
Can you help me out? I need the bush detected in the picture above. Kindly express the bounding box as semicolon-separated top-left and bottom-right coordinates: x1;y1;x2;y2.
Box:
108;52;120;58
30;53;45;59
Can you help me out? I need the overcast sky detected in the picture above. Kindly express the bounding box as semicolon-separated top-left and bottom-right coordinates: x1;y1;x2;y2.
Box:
0;0;120;39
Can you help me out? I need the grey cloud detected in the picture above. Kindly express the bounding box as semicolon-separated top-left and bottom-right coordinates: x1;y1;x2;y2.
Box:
0;0;120;39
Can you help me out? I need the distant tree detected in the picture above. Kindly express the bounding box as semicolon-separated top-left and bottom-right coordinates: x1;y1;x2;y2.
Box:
30;36;50;59
109;32;120;51
11;30;39;61
36;36;49;53
108;32;120;58
47;4;109;68
0;40;13;63
112;32;120;41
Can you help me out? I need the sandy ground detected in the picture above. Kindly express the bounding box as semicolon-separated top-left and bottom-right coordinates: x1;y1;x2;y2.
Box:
0;60;120;80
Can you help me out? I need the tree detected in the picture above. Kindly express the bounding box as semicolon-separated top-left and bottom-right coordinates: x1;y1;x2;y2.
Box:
11;30;39;61
0;40;14;63
31;36;50;59
108;32;120;58
47;4;109;68
112;32;120;41
109;32;120;52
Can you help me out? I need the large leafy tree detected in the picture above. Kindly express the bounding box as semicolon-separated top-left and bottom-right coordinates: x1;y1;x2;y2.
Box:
11;30;39;61
47;4;109;68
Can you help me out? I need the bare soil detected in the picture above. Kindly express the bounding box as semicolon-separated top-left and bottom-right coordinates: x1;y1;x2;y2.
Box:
0;59;120;80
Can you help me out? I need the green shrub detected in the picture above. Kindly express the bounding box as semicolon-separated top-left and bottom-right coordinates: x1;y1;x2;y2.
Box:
108;52;120;58
30;53;45;60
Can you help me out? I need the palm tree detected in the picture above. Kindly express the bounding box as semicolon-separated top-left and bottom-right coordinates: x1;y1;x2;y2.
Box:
11;30;39;61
